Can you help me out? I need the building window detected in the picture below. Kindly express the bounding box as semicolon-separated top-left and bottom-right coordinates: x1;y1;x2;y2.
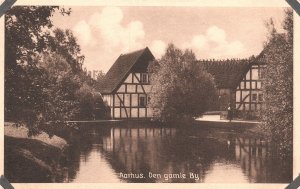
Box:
258;94;263;102
252;94;257;102
141;73;148;83
139;95;146;107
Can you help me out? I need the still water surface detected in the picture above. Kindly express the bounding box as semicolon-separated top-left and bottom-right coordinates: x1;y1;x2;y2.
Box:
60;123;292;183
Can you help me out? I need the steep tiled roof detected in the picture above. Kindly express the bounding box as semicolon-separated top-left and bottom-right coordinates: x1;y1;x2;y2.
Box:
100;47;154;94
199;59;251;89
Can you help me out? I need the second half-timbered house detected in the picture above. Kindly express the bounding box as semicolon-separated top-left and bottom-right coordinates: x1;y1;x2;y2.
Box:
199;55;265;115
199;59;250;111
234;53;266;112
100;47;155;119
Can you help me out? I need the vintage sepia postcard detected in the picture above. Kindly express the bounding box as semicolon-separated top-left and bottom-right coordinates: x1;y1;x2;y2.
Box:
0;0;299;189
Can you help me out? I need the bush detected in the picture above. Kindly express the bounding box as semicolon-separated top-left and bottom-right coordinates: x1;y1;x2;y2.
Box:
75;83;109;120
149;44;218;122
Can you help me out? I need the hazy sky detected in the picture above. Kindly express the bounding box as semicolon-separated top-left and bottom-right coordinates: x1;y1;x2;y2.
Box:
52;7;286;73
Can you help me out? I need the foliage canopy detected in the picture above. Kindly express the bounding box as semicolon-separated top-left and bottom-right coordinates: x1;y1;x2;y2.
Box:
260;9;293;159
5;6;108;135
149;44;218;122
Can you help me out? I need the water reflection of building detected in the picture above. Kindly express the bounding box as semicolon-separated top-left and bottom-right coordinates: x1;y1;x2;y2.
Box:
60;126;291;183
99;127;271;183
235;138;268;182
102;128;179;182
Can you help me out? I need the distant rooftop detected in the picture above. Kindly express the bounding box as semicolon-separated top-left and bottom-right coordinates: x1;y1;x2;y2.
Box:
199;59;251;89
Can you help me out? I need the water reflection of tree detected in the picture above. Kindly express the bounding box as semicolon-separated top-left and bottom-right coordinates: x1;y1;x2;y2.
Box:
58;123;110;182
100;127;290;183
58;123;291;183
97;127;233;182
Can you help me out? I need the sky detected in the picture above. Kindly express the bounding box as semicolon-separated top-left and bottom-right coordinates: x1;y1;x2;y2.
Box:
52;7;286;73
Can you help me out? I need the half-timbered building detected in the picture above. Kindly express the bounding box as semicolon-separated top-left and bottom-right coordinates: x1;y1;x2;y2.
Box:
100;47;155;119
199;59;250;111
199;55;266;115
234;54;266;112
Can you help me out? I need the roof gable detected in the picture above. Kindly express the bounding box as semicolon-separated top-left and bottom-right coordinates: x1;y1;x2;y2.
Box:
100;47;155;94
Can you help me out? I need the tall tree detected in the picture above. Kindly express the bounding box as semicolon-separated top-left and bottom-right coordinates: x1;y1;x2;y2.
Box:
30;53;80;135
5;6;108;135
5;6;70;120
47;28;84;72
260;9;293;159
149;44;217;122
94;71;106;90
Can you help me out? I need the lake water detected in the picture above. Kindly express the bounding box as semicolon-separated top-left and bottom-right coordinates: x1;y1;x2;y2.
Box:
58;122;292;183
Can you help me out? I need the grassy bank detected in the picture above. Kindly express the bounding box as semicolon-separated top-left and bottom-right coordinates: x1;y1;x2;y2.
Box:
5;136;67;182
4;123;69;182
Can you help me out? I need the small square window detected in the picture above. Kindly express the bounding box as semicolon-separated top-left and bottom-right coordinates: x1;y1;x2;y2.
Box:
141;73;148;83
139;96;146;107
